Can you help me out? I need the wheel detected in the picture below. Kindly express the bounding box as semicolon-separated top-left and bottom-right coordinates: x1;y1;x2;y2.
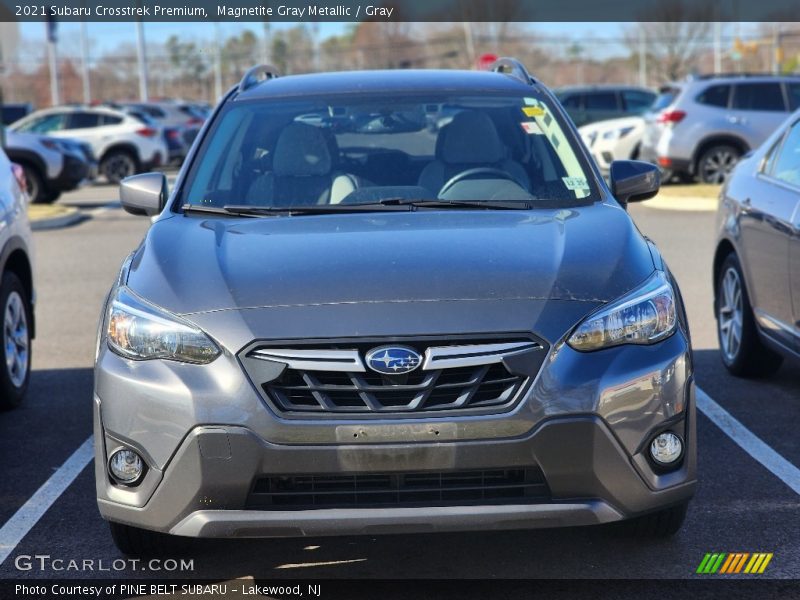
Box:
623;502;688;537
716;253;783;377
108;522;180;557
20;164;45;203
0;273;32;409
101;151;137;184
697;144;740;184
37;190;61;205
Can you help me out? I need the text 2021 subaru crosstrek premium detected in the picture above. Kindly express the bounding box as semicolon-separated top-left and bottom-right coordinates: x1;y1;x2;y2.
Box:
94;60;696;555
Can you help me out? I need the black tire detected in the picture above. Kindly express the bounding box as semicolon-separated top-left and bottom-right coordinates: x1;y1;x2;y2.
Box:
0;273;32;410
715;253;783;377
109;522;180;557
697;144;741;184
101;150;138;184
38;190;61;205
623;502;689;538
20;164;45;203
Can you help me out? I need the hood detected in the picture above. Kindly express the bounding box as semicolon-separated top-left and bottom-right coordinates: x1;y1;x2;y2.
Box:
126;203;655;320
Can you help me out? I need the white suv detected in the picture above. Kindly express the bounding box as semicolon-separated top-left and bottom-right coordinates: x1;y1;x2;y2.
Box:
10;106;167;183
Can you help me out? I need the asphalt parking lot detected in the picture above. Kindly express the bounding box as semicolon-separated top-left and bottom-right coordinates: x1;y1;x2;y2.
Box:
0;181;798;584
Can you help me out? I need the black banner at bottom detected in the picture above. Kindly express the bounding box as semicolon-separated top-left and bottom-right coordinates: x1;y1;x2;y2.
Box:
3;579;800;600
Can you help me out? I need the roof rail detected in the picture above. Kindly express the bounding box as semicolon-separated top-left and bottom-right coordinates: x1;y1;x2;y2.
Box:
238;65;281;93
689;72;788;80
490;57;536;85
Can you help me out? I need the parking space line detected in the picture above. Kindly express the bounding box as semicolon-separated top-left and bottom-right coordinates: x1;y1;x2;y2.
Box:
697;386;800;495
0;436;93;566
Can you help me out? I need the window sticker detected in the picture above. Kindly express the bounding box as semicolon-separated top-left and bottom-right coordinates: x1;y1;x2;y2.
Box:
522;106;546;118
521;121;544;135
524;97;538;105
562;176;589;191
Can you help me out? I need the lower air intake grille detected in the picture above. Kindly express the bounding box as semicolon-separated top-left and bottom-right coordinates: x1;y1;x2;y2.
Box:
246;468;550;510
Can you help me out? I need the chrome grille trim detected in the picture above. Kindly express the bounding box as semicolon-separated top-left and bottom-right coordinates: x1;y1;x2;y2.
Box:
250;348;366;372
249;342;541;373
422;341;542;370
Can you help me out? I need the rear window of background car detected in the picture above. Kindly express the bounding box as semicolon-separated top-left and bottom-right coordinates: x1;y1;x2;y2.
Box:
786;83;800;111
66;112;101;129
732;83;786;111
622;90;655;112
696;84;731;108
585;92;618;110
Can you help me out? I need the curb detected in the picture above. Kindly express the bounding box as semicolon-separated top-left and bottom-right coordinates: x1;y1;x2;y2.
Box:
640;195;719;212
29;207;85;231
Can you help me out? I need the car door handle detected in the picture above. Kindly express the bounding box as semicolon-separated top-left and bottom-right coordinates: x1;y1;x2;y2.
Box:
727;116;746;125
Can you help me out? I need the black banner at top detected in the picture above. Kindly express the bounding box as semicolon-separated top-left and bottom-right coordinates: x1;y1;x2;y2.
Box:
1;0;800;23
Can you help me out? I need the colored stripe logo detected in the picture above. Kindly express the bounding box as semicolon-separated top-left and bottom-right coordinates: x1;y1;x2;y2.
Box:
696;553;773;574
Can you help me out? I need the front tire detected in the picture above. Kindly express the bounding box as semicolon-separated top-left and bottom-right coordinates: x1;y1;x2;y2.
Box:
101;151;137;184
20;164;45;203
697;144;740;184
716;253;783;377
109;522;178;557
0;273;32;409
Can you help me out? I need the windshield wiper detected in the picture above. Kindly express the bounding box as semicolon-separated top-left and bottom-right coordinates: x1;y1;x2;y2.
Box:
182;199;532;217
373;198;533;210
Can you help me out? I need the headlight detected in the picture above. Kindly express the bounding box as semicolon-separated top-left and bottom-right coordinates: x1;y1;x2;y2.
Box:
107;287;220;363
567;271;677;351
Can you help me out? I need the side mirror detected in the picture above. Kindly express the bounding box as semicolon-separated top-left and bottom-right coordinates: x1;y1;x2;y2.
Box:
120;172;167;217
609;160;660;209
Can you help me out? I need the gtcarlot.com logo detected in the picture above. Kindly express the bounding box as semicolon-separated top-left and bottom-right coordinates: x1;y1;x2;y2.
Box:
696;552;773;575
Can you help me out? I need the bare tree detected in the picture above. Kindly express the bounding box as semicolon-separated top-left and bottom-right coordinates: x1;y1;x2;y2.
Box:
624;3;713;83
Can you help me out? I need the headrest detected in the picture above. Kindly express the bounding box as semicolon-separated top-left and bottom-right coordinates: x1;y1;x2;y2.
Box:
273;123;332;176
440;111;505;164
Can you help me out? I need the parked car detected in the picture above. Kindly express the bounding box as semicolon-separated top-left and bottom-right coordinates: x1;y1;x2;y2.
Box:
579;116;646;176
1;103;33;126
713;108;800;376
9;106;167;184
641;74;800;184
95;60;695;556
4;129;95;203
119;101;205;158
119;106;187;166
554;86;656;127
0;143;35;409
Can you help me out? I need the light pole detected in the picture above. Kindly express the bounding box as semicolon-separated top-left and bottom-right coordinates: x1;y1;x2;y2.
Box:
135;20;149;101
46;18;60;106
80;21;91;103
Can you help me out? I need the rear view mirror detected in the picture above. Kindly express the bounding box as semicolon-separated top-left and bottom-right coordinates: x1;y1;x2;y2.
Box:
120;172;167;217
609;160;660;209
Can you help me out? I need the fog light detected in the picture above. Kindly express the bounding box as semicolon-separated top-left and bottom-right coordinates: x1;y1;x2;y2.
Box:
109;449;144;484
649;432;683;466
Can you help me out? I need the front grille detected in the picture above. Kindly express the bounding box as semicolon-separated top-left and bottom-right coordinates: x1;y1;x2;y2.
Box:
239;338;546;415
246;468;550;510
267;362;522;412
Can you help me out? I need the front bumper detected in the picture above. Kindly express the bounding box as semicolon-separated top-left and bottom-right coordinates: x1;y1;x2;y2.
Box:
95;328;696;537
96;409;695;537
47;154;90;192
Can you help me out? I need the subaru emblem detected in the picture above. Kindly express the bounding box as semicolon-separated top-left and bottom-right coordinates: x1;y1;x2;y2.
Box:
365;346;422;375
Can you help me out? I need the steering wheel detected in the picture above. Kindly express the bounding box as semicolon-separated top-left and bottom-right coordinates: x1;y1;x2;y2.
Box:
437;167;524;198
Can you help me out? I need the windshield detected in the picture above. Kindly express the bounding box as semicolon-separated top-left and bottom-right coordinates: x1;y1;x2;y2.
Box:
180;91;599;211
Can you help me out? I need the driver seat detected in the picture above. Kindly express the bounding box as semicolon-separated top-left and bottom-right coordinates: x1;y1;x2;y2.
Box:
245;122;358;206
418;111;530;195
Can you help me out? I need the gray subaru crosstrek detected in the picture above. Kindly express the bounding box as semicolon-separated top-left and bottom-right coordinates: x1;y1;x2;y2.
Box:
94;59;696;556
